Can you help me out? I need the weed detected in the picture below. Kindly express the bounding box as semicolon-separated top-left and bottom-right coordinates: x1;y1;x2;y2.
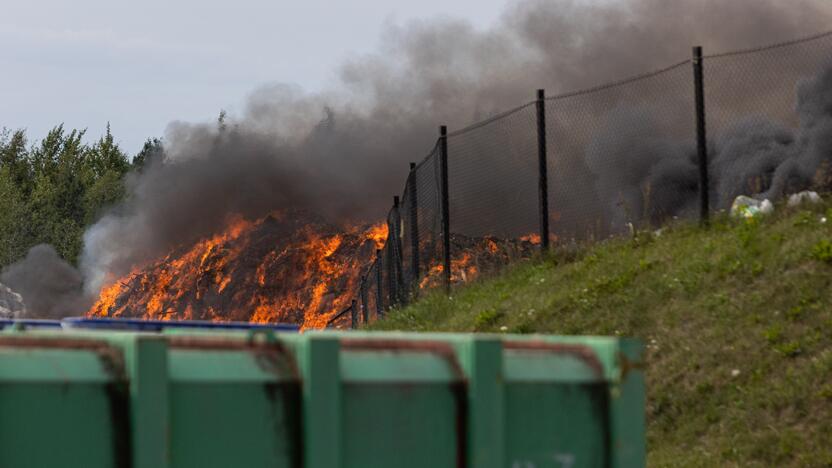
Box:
764;324;783;343
737;217;760;248
513;321;535;334
818;384;832;401
775;341;802;357
794;210;815;227
811;239;832;263
786;305;804;321
473;308;501;330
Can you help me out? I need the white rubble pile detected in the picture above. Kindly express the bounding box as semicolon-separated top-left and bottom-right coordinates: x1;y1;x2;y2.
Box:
0;282;25;318
787;190;822;208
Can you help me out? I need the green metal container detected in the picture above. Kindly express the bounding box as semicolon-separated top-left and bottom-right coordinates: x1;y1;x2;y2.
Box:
0;328;644;467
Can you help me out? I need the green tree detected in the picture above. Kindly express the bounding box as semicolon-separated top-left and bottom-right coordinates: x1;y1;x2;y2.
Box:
132;137;164;171
0;166;29;264
85;123;130;178
0;124;146;267
0;129;32;194
83;169;126;225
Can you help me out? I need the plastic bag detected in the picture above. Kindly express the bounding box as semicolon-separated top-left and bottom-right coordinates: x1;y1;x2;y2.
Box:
787;191;822;208
731;195;774;219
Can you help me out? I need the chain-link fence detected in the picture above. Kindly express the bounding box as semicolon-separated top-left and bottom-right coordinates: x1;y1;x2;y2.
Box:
331;29;832;329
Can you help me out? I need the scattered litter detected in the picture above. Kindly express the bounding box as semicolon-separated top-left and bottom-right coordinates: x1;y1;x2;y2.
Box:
787;190;822;208
730;196;774;219
0;283;25;318
499;326;508;332
731;369;741;378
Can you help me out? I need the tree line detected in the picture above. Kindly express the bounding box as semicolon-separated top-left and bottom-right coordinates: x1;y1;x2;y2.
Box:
0;125;160;267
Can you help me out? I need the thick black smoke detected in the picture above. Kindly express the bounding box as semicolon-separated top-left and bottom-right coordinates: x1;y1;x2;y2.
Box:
9;0;832;313
586;62;832;230
1;245;89;318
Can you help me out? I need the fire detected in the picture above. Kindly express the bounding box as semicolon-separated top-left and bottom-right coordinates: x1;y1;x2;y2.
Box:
419;252;479;289
87;210;545;330
416;234;552;291
90;216;255;320
87;212;387;330
519;232;558;245
363;223;388;250
520;233;542;245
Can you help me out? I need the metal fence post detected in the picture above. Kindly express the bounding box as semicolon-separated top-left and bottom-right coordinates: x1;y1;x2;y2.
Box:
349;300;357;329
392;196;406;306
693;46;710;226
536;89;551;251
385;232;395;309
408;162;420;297
439;126;451;294
359;275;369;324
375;249;384;318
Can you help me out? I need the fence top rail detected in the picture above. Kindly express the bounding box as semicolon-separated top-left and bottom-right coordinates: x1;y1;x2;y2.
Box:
705;28;832;60
447;100;537;138
409;27;832;175
544;59;692;102
413;138;442;171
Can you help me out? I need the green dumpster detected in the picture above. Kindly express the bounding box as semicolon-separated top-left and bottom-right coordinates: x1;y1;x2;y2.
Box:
0;328;644;467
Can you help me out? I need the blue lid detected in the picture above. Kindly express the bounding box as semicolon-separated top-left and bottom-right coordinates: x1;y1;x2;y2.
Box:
61;317;299;332
0;319;63;330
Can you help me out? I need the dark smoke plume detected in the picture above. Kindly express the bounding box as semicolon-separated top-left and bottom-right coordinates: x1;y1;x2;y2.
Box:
10;0;832;312
1;245;90;318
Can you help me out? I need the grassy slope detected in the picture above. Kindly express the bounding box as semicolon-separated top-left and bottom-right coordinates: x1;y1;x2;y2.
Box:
370;201;832;467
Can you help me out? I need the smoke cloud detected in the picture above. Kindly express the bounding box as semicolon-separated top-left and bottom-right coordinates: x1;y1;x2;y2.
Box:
9;0;832;314
1;245;90;318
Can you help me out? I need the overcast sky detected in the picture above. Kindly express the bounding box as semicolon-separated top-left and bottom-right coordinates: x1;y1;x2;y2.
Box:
0;0;508;154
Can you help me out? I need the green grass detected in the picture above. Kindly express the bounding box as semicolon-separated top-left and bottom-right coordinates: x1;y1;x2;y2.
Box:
370;201;832;467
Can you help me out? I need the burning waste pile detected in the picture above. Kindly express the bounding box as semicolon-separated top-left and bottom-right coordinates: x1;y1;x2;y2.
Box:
89;214;541;329
88;212;387;329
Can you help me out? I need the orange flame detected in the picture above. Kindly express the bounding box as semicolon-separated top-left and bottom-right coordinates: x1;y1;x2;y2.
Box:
419;252;479;289
87;213;543;330
520;233;542;245
519;232;558;245
87;215;388;330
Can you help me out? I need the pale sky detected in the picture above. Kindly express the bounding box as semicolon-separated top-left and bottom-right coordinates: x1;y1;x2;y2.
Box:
0;0;509;154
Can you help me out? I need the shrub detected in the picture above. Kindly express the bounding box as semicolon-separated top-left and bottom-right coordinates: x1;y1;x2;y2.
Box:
811;239;832;264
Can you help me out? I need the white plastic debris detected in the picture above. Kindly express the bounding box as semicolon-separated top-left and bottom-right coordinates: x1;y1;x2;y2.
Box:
787;190;822;208
760;199;775;215
731;196;774;219
0;282;25;318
